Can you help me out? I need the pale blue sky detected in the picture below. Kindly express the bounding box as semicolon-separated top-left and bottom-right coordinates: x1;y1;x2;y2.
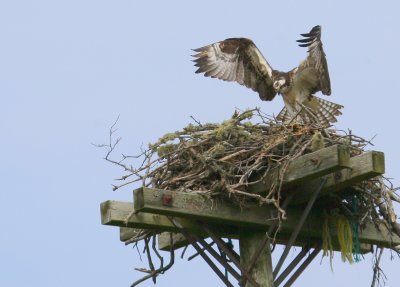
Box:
1;1;400;286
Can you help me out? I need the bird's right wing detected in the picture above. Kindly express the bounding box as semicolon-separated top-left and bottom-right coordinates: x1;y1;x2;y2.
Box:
296;25;331;95
193;38;277;101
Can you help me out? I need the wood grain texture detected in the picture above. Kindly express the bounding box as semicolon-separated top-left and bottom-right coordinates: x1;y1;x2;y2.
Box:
102;198;395;249
248;145;350;194
240;231;273;287
290;151;385;204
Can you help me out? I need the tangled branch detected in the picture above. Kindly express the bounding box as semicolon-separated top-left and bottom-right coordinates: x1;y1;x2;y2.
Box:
97;109;399;286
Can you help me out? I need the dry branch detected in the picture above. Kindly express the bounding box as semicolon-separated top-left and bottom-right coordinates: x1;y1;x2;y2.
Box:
99;109;399;286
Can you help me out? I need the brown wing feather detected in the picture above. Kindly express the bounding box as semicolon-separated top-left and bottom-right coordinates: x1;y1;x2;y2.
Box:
192;38;277;101
295;25;331;95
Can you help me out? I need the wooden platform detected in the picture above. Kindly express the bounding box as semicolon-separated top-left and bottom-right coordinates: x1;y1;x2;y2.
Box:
100;145;395;287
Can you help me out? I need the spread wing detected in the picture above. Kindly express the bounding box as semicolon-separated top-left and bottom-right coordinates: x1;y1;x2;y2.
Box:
192;38;277;101
295;25;331;95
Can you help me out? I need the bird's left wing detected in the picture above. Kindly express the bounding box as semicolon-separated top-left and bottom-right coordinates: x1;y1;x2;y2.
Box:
193;38;277;101
296;25;331;95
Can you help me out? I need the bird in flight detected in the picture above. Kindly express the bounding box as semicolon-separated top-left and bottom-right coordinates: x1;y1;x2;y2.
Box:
192;25;343;126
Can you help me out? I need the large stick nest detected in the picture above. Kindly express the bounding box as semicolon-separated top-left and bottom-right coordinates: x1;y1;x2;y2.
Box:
100;108;400;286
104;108;399;234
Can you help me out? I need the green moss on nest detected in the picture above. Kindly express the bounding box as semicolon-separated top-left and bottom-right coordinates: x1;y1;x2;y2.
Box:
157;143;178;158
158;132;179;144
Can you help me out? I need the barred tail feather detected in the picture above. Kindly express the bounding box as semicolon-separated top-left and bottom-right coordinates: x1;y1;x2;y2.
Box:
277;97;343;126
276;107;291;123
310;96;343;125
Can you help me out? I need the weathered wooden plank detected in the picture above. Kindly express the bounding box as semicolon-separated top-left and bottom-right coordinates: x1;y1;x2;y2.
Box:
102;201;375;251
325;151;385;194
132;188;400;247
290;151;385;204
116;210;337;251
120;227;137;242
134;187;278;228
101;200;237;236
240;230;273;287
328;151;384;191
157;232;189;250
101;200;177;231
248;145;350;194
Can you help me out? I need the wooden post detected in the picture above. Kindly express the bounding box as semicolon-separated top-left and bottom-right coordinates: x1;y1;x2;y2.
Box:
239;230;273;287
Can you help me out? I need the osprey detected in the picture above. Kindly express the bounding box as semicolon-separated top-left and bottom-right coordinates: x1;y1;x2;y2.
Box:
192;25;343;126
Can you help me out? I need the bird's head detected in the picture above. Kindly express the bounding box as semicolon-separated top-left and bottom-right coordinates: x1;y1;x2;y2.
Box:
273;77;288;94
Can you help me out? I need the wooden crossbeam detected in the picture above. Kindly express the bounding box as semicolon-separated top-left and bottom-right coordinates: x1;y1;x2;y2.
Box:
110;206;372;253
104;202;292;252
248;145;350;194
290;151;385;204
132;188;400;247
157;232;189;250
102;197;398;249
101;200;238;237
105;203;371;253
134;187;279;228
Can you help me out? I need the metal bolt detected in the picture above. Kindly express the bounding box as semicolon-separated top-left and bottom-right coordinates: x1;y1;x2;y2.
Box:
162;193;173;206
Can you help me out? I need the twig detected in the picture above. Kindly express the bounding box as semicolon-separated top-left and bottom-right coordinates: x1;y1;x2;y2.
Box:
130;234;175;287
190;115;202;126
371;247;385;287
